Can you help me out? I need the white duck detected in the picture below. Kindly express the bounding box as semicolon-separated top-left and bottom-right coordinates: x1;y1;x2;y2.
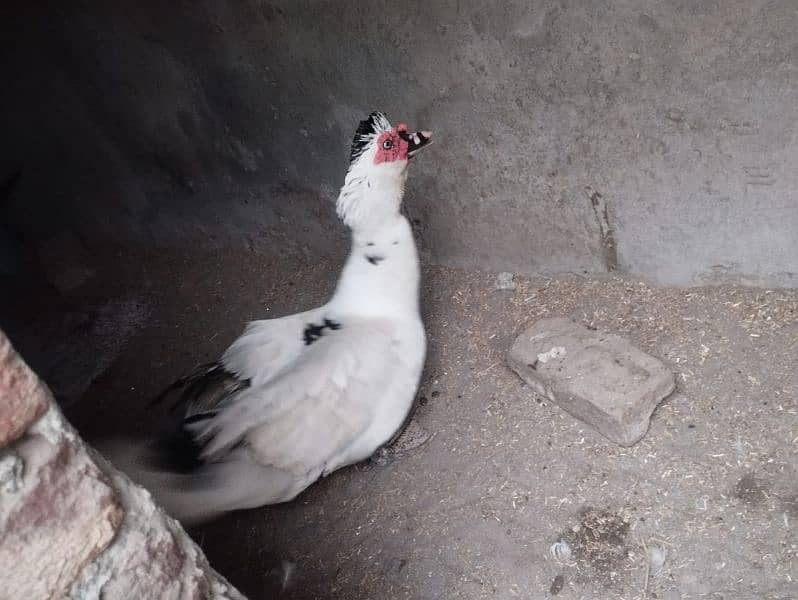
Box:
122;112;434;523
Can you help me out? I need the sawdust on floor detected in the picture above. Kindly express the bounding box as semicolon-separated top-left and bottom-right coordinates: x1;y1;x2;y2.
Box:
12;245;795;600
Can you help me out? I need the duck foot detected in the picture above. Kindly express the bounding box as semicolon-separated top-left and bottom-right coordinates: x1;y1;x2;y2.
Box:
370;419;432;466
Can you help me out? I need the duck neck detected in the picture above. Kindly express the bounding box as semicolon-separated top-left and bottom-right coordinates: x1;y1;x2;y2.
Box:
330;212;420;318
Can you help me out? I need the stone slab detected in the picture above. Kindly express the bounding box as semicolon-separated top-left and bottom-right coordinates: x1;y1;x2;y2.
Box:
508;318;675;446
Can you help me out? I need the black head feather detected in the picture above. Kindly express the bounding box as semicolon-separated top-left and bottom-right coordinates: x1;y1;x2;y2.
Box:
349;111;391;163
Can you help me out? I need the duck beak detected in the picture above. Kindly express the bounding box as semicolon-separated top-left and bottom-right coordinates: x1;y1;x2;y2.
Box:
402;130;434;158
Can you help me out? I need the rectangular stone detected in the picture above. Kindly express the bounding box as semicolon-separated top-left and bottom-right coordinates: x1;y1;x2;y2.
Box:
508;317;675;446
0;330;48;447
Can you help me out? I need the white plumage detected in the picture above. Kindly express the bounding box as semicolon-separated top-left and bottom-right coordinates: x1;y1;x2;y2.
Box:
115;112;434;523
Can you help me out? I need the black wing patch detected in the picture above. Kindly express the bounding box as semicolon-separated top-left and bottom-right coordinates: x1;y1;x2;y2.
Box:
303;318;342;346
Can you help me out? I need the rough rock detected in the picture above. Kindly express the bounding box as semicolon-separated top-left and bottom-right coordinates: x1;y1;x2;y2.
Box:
0;408;124;600
508;317;675;446
0;332;49;446
69;451;246;600
0;328;246;600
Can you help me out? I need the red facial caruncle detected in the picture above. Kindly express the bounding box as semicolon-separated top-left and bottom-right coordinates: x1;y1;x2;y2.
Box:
374;123;410;164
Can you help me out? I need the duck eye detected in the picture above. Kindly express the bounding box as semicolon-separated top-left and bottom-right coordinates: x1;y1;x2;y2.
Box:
382;139;393;150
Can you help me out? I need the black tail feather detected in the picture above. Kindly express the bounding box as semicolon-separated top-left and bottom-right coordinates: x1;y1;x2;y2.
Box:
147;362;216;409
148;362;250;473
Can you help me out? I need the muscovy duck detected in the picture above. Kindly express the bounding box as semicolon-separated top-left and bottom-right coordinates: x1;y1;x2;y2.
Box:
116;112;434;523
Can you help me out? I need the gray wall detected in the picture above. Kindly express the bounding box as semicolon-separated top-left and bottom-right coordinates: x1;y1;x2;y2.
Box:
2;1;797;286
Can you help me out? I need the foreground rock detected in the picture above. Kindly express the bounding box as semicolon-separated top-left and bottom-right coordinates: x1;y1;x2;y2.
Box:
508;317;675;446
0;329;246;600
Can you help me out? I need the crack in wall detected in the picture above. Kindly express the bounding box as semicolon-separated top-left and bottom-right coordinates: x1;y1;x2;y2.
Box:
588;189;619;272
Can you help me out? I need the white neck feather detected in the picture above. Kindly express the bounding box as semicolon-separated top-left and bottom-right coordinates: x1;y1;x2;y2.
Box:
336;158;408;231
330;169;420;319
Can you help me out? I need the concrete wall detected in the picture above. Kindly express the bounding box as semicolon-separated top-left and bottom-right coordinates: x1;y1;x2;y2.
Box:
2;1;797;287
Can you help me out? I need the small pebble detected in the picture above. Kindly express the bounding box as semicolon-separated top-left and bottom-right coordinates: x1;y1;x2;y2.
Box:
550;539;572;562
648;545;667;577
495;272;517;291
549;574;565;595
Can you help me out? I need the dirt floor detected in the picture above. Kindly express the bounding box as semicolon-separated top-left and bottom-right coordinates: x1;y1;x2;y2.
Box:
4;245;797;600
